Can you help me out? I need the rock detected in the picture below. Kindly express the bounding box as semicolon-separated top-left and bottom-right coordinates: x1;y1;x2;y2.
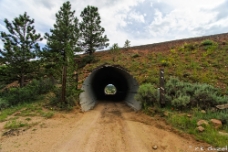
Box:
152;145;158;150
164;111;170;117
218;131;228;136
210;119;222;129
210;107;217;112
187;114;192;118
197;120;209;126
216;103;228;110
201;110;206;114
196;126;205;132
14;112;21;116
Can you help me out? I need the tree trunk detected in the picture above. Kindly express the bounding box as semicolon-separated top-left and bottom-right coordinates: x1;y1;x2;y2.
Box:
61;66;67;104
20;74;25;88
50;75;55;86
75;73;78;90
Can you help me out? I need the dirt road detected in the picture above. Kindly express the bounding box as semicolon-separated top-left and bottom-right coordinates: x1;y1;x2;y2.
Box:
0;101;214;152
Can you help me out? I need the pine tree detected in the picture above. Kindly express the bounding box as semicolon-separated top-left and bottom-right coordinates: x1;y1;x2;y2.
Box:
43;1;80;104
80;6;109;55
124;39;131;49
110;43;120;62
111;43;120;52
0;12;42;87
0;57;3;65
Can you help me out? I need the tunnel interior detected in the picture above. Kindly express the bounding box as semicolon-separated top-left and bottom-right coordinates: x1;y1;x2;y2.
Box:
79;64;141;111
91;67;128;101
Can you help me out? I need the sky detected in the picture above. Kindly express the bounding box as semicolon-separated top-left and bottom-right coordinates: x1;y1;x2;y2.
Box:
0;0;228;51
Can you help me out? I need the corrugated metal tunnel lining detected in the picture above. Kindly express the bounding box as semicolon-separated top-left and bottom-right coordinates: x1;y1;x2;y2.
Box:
79;64;141;111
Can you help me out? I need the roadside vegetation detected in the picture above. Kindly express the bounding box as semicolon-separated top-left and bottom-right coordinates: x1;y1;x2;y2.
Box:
135;76;228;147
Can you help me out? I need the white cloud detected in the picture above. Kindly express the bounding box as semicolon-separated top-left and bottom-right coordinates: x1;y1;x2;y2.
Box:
163;0;225;10
0;0;227;49
97;0;146;46
129;11;145;23
148;4;220;39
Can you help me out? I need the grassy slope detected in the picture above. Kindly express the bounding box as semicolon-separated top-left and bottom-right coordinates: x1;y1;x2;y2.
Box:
77;39;228;147
79;40;228;94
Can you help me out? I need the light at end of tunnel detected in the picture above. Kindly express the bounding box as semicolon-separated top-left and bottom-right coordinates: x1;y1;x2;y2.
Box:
104;84;117;95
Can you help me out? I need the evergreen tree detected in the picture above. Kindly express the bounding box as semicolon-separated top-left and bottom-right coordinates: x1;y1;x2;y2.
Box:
43;1;80;104
124;39;131;49
110;43;120;52
0;57;3;65
110;43;120;62
80;6;109;55
0;12;42;87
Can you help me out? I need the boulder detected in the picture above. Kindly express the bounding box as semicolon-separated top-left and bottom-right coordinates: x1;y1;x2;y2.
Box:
187;114;192;118
210;107;217;112
210;119;222;129
152;145;158;150
196;126;205;132
164;111;170;117
197;120;208;126
218;131;228;137
201;110;206;114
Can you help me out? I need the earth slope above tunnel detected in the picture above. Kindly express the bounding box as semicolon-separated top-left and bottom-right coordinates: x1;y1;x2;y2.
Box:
79;64;141;111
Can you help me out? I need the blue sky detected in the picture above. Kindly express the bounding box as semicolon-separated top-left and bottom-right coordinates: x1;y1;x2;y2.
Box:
0;0;228;50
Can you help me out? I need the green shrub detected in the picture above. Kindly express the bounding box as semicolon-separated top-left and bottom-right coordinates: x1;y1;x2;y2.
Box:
2;87;37;105
217;111;228;125
78;55;99;68
0;98;9;110
135;83;158;109
200;39;218;53
0;78;54;108
132;54;140;58
165;77;228;110
165;77;185;96
171;95;190;109
30;78;54;95
49;86;82;109
184;43;196;51
201;39;215;46
160;60;170;67
170;49;176;54
190;83;226;109
82;55;95;63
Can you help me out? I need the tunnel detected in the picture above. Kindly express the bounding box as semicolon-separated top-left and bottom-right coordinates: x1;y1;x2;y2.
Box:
79;64;141;111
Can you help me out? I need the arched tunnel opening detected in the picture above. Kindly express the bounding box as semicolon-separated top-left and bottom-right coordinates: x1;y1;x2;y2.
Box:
79;64;141;111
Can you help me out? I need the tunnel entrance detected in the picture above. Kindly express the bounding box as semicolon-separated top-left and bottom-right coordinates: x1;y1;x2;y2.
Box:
79;64;141;111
